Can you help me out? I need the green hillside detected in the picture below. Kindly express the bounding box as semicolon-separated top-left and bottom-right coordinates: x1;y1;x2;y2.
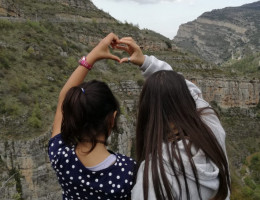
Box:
0;0;259;199
0;17;210;139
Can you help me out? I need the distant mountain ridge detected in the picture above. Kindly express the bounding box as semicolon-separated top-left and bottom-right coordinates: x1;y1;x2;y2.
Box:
174;1;260;65
0;0;259;199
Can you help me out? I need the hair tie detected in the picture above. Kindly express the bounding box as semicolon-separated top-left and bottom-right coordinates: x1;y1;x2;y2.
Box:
81;88;85;94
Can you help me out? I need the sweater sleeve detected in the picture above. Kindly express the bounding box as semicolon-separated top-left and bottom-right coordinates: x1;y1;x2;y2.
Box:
140;55;173;78
140;55;227;150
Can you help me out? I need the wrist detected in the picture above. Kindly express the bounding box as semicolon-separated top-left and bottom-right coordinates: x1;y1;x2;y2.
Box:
135;55;145;67
85;52;97;66
79;56;93;70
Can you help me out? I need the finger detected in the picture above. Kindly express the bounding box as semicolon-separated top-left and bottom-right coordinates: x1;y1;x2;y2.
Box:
104;33;119;46
108;32;119;40
119;57;130;64
114;44;129;52
120;37;134;41
118;39;137;48
108;54;120;62
110;42;117;49
110;37;120;49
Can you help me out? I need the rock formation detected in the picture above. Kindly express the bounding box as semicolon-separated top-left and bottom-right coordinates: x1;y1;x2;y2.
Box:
1;76;259;199
0;0;259;199
174;1;260;65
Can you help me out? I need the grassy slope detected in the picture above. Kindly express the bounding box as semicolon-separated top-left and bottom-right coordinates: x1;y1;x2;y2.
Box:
0;0;260;199
0;17;211;139
223;53;260;78
0;19;143;139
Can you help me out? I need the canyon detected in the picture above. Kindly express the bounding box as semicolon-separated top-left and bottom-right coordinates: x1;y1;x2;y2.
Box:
0;0;259;199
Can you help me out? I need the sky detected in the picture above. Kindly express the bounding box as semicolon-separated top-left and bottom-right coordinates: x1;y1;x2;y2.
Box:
91;0;258;39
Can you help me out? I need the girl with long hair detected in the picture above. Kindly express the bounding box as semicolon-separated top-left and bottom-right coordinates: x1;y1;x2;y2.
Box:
117;37;231;200
48;33;136;200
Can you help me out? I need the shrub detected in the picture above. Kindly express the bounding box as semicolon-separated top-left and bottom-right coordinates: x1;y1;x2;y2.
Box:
165;40;172;49
26;20;47;33
26;46;35;55
0;19;15;30
0;100;20;115
137;79;144;87
66;56;77;68
244;177;256;189
28;104;42;128
0;56;10;69
28;115;42;128
242;186;254;198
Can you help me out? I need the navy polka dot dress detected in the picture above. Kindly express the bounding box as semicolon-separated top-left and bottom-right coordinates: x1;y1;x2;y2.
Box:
48;134;137;200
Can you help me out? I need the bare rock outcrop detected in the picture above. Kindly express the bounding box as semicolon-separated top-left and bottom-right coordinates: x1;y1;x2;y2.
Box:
174;1;260;65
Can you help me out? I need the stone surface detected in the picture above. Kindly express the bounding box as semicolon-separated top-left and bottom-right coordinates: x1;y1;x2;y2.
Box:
174;1;260;64
188;76;260;109
0;77;259;199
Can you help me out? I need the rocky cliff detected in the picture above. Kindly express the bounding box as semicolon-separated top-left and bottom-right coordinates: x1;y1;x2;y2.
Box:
0;0;260;199
0;80;141;200
174;1;260;65
190;77;260;109
1;76;259;199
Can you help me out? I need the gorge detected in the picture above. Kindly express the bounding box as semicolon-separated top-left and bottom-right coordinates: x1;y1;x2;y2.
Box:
0;0;259;199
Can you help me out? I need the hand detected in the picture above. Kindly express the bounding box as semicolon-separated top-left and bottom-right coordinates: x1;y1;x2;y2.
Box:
116;37;145;66
86;33;121;65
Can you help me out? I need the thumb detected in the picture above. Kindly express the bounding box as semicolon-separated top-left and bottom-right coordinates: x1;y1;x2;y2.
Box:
108;54;120;62
119;57;129;64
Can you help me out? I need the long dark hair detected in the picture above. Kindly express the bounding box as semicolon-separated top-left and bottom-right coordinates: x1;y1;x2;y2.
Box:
136;70;230;200
61;80;120;152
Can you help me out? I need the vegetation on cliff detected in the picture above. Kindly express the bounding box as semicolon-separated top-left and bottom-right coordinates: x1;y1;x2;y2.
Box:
0;0;259;199
174;1;260;65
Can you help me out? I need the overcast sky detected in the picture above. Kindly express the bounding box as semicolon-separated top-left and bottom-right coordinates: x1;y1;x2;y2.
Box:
91;0;258;39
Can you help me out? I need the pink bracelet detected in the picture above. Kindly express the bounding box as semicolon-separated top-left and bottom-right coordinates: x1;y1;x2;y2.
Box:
78;56;93;70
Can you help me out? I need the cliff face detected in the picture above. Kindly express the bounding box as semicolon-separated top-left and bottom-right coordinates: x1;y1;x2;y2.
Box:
174;1;260;65
0;0;112;21
191;77;260;109
1;77;259;199
0;133;61;200
0;81;141;200
0;0;260;199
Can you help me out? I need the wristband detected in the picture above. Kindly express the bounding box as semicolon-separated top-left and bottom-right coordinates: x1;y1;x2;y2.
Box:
78;56;93;70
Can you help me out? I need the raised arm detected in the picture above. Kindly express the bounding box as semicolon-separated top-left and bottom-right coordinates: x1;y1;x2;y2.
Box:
117;37;172;78
117;37;226;149
51;33;120;138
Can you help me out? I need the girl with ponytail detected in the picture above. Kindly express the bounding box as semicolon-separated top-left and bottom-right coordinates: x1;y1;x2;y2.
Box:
48;33;137;200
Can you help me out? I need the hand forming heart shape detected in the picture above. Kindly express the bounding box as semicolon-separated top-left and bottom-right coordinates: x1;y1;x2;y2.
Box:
91;33;145;67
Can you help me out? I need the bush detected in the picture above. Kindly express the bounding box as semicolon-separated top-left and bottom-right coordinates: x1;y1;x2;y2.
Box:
28;104;42;128
242;186;254;198
0;56;10;69
245;177;256;189
26;20;47;33
137;79;144;87
0;100;20;115
249;154;260;184
0;19;15;30
28;115;42;128
165;40;172;49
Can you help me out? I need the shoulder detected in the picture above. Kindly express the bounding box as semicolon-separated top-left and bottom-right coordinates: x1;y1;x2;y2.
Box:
48;133;70;154
114;153;137;170
48;133;75;166
115;153;136;163
110;153;137;181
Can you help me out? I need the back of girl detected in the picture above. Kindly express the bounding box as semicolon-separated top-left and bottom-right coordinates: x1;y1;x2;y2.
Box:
116;37;231;200
48;33;137;200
